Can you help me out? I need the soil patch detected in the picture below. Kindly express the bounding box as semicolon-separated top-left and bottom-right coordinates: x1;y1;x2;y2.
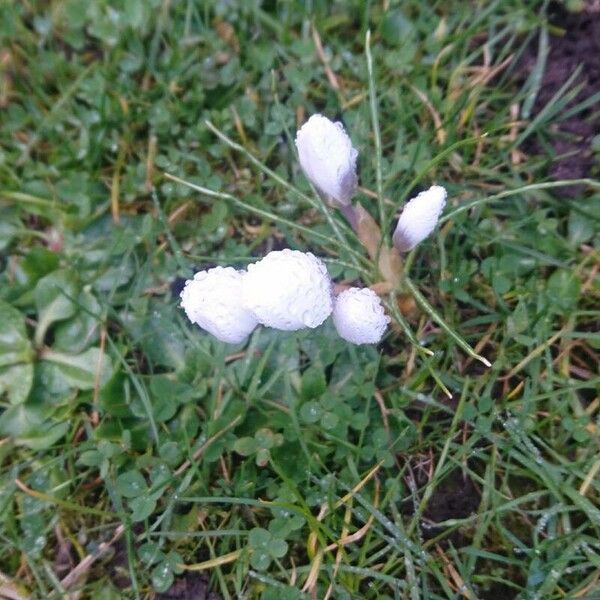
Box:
157;572;223;600
519;2;600;194
106;536;222;599
422;470;481;544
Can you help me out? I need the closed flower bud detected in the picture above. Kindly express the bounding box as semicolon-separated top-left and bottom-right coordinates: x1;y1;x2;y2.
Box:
332;287;390;345
295;114;358;207
393;185;447;252
242;249;333;331
180;267;258;344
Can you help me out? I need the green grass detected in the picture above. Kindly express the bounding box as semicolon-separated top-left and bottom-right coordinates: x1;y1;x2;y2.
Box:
1;1;599;598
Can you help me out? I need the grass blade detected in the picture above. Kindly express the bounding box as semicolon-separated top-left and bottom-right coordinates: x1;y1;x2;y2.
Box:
404;277;492;367
163;172;369;269
365;30;386;236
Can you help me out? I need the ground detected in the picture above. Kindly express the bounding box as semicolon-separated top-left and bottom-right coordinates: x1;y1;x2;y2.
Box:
0;1;599;599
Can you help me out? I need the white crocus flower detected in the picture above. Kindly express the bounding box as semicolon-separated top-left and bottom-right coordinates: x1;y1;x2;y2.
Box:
295;114;358;207
332;287;390;345
242;249;333;331
180;267;258;344
392;185;447;252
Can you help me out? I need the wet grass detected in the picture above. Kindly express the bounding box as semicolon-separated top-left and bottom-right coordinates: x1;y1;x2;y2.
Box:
0;1;599;598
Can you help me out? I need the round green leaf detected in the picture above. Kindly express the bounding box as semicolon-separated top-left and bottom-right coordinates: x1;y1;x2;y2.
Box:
151;562;174;593
78;450;104;467
250;550;271;571
248;527;270;549
300;401;322;424
130;495;157;522
301;366;326;400
269;538;288;559
159;441;182;466
234;436;258;456
255;428;275;449
321;412;339;430
268;517;291;538
568;210;595;245
546;270;581;313
165;551;184;573
139;542;164;566
116;470;148;498
255;447;270;467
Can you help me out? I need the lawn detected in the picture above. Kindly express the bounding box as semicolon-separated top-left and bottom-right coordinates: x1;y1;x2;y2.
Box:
0;1;599;598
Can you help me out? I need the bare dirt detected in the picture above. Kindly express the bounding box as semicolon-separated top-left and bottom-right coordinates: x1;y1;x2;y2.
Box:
520;2;600;193
157;573;223;600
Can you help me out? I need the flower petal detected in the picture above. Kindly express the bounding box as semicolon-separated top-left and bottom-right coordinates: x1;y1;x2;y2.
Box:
180;267;258;344
332;287;390;345
392;185;447;252
295;114;358;207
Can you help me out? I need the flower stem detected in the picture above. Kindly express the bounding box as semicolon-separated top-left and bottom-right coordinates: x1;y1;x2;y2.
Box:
339;203;358;230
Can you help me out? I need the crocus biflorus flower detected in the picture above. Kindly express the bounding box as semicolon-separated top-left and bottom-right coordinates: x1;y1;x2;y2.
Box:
392;185;447;252
332;287;390;345
295;114;358;207
242;249;333;331
180;267;258;344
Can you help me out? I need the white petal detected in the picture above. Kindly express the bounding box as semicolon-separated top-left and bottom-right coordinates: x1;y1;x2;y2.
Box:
332;288;390;345
242;249;333;331
295;114;358;207
392;185;447;252
180;267;258;344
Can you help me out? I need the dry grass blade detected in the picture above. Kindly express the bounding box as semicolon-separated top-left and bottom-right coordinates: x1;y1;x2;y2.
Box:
179;549;242;572
60;525;125;590
303;464;382;593
409;84;447;144
436;545;473;599
174;414;242;476
311;24;342;94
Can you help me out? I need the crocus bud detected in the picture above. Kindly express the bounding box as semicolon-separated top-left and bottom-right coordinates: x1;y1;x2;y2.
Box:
332;287;390;345
180;267;258;344
392;185;447;252
242;249;333;331
295;114;358;207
